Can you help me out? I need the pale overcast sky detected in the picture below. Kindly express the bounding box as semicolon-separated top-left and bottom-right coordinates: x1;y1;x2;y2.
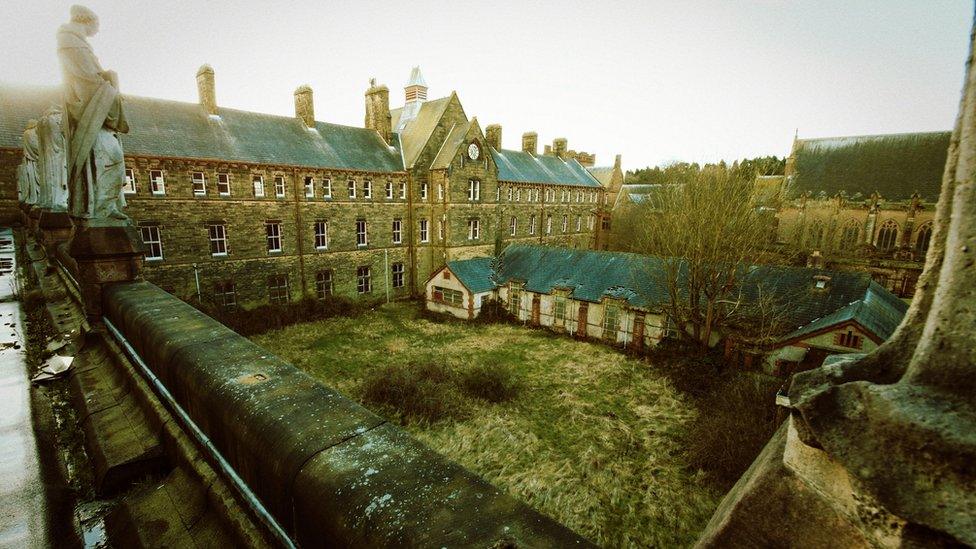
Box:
1;1;971;170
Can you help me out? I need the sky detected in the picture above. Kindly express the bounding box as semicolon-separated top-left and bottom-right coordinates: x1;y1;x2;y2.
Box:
1;0;971;170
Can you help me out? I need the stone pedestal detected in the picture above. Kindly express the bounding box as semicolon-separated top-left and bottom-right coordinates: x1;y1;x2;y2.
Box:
18;202;30;227
37;209;73;253
27;206;41;235
67;223;144;320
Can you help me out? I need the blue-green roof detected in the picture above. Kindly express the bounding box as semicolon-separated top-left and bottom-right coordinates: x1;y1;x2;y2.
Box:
783;281;907;341
0;83;404;173
491;149;601;187
446;257;496;293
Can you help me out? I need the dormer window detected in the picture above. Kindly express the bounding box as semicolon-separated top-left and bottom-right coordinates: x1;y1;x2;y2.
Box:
813;275;831;290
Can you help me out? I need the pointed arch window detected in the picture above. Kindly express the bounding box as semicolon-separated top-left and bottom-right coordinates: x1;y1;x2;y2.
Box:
915;222;933;257
876;220;899;251
840;219;860;251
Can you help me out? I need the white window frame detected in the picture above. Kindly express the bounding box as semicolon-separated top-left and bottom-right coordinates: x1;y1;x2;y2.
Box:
391;262;405;288
508;187;513;201
438;219;445;241
385;181;393;200
399;181;406;199
576;216;582;232
529;215;537;235
348;179;357;199
323;178;332;199
356;219;368;247
546;215;553;235
304;176;315;198
191;171;207;196
510;216;517;236
253;175;265;197
516;188;521;201
140;225;162;261
208;224;228;257
274;176;286;198
438;183;444;200
149;170;166;195
363;179;372;199
266;221;282;253
420;182;428;201
392;219;402;244
419;218;429;243
123;168;136;194
217;173;231;196
356;266;372;294
468;179;480;201
468;218;480;240
562;215;568;233
314;220;329;250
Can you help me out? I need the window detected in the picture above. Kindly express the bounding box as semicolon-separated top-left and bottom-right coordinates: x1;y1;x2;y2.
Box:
274;176;286;198
315;270;333;299
304;176;314;198
420;182;428;200
468;179;480;201
876;220;899;251
323;178;332;199
562;215;568;233
438;220;445;240
840;220;860;250
252;175;265;197
438;184;444;200
576;216;582;232
602;217;611;231
515;188;521;202
363;179;372;199
577;190;582;203
314;220;329;249
348;179;357;199
529;215;537;235
508;187;513;201
356;266;372;294
546;215;553;235
915;222;933;256
191;172;206;196
432;285;463;306
837;329;863;349
385;181;393;199
123;169;136;194
208;224;227;256
149;170;166;195
265;221;282;253
604;305;620;339
553;297;566;324
419;218;429;243
509;288;521;317
140;225;162;261
588;215;595;230
534;189;540;202
399;181;406;199
356;219;368;247
268;275;289;304
391;262;405;288
510;216;517;236
496;186;500;202
468;218;480;240
217;173;231;196
392;219;402;244
214;281;237;311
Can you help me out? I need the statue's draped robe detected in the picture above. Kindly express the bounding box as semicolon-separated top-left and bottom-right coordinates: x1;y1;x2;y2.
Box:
22;126;41;206
37;111;69;211
57;24;128;220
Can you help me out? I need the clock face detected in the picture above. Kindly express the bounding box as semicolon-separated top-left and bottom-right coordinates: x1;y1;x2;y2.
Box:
467;142;480;160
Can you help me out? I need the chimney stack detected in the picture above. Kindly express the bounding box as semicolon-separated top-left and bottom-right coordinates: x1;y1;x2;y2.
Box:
614;154;622;170
544;144;552;155
294;85;315;128
486;124;502;150
553;138;568;159
522;132;537;155
365;78;391;143
196;64;217;115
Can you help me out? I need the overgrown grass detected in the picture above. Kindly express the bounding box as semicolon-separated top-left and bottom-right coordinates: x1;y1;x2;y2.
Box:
254;303;722;547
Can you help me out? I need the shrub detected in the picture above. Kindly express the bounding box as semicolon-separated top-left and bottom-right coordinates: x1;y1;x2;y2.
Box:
472;298;514;324
188;296;363;336
460;363;520;403
359;362;468;424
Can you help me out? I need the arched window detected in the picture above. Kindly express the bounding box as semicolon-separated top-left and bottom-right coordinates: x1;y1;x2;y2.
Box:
806;219;825;249
915;222;933;257
876;220;899;251
839;219;860;251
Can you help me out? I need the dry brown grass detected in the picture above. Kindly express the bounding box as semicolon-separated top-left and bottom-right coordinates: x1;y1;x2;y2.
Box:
254;303;721;547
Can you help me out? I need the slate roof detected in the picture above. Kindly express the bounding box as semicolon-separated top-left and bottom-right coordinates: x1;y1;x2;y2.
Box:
389;96;454;168
782;281;907;342
789;131;950;202
431;120;472;169
587;166;615;186
0;83;403;173
491;149;601;187
446;257;496;293
447;244;906;341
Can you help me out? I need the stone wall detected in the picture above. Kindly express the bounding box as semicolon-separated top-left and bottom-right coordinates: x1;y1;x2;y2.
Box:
0;149;21;225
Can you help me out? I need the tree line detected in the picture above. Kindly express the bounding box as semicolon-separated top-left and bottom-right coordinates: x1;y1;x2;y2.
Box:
626;156;786;186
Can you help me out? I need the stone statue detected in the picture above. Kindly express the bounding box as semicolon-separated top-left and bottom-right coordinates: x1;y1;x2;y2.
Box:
36;107;69;211
21;119;41;206
57;5;129;224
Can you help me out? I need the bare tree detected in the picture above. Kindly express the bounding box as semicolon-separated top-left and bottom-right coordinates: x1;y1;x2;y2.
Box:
625;166;787;351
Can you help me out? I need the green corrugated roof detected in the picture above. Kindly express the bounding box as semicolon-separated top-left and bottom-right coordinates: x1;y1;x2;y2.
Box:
0;83;403;172
446;257;496;293
492;149;601;187
790;132;950;202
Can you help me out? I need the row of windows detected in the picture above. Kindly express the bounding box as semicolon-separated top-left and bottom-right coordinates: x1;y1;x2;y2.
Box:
212;263;406;309
123;168;405;201
806;218;933;255
504;186;599;204
507;214;595;237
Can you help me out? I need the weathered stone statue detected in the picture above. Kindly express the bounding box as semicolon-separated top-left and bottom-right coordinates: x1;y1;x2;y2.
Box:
57;4;129;224
21;120;41;206
36;108;69;211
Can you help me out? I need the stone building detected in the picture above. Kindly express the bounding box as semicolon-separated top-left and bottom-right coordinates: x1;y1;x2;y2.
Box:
0;67;616;307
774;131;950;297
425;244;906;373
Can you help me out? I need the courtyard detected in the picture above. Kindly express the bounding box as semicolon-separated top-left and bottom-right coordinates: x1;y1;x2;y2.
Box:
253;303;723;547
